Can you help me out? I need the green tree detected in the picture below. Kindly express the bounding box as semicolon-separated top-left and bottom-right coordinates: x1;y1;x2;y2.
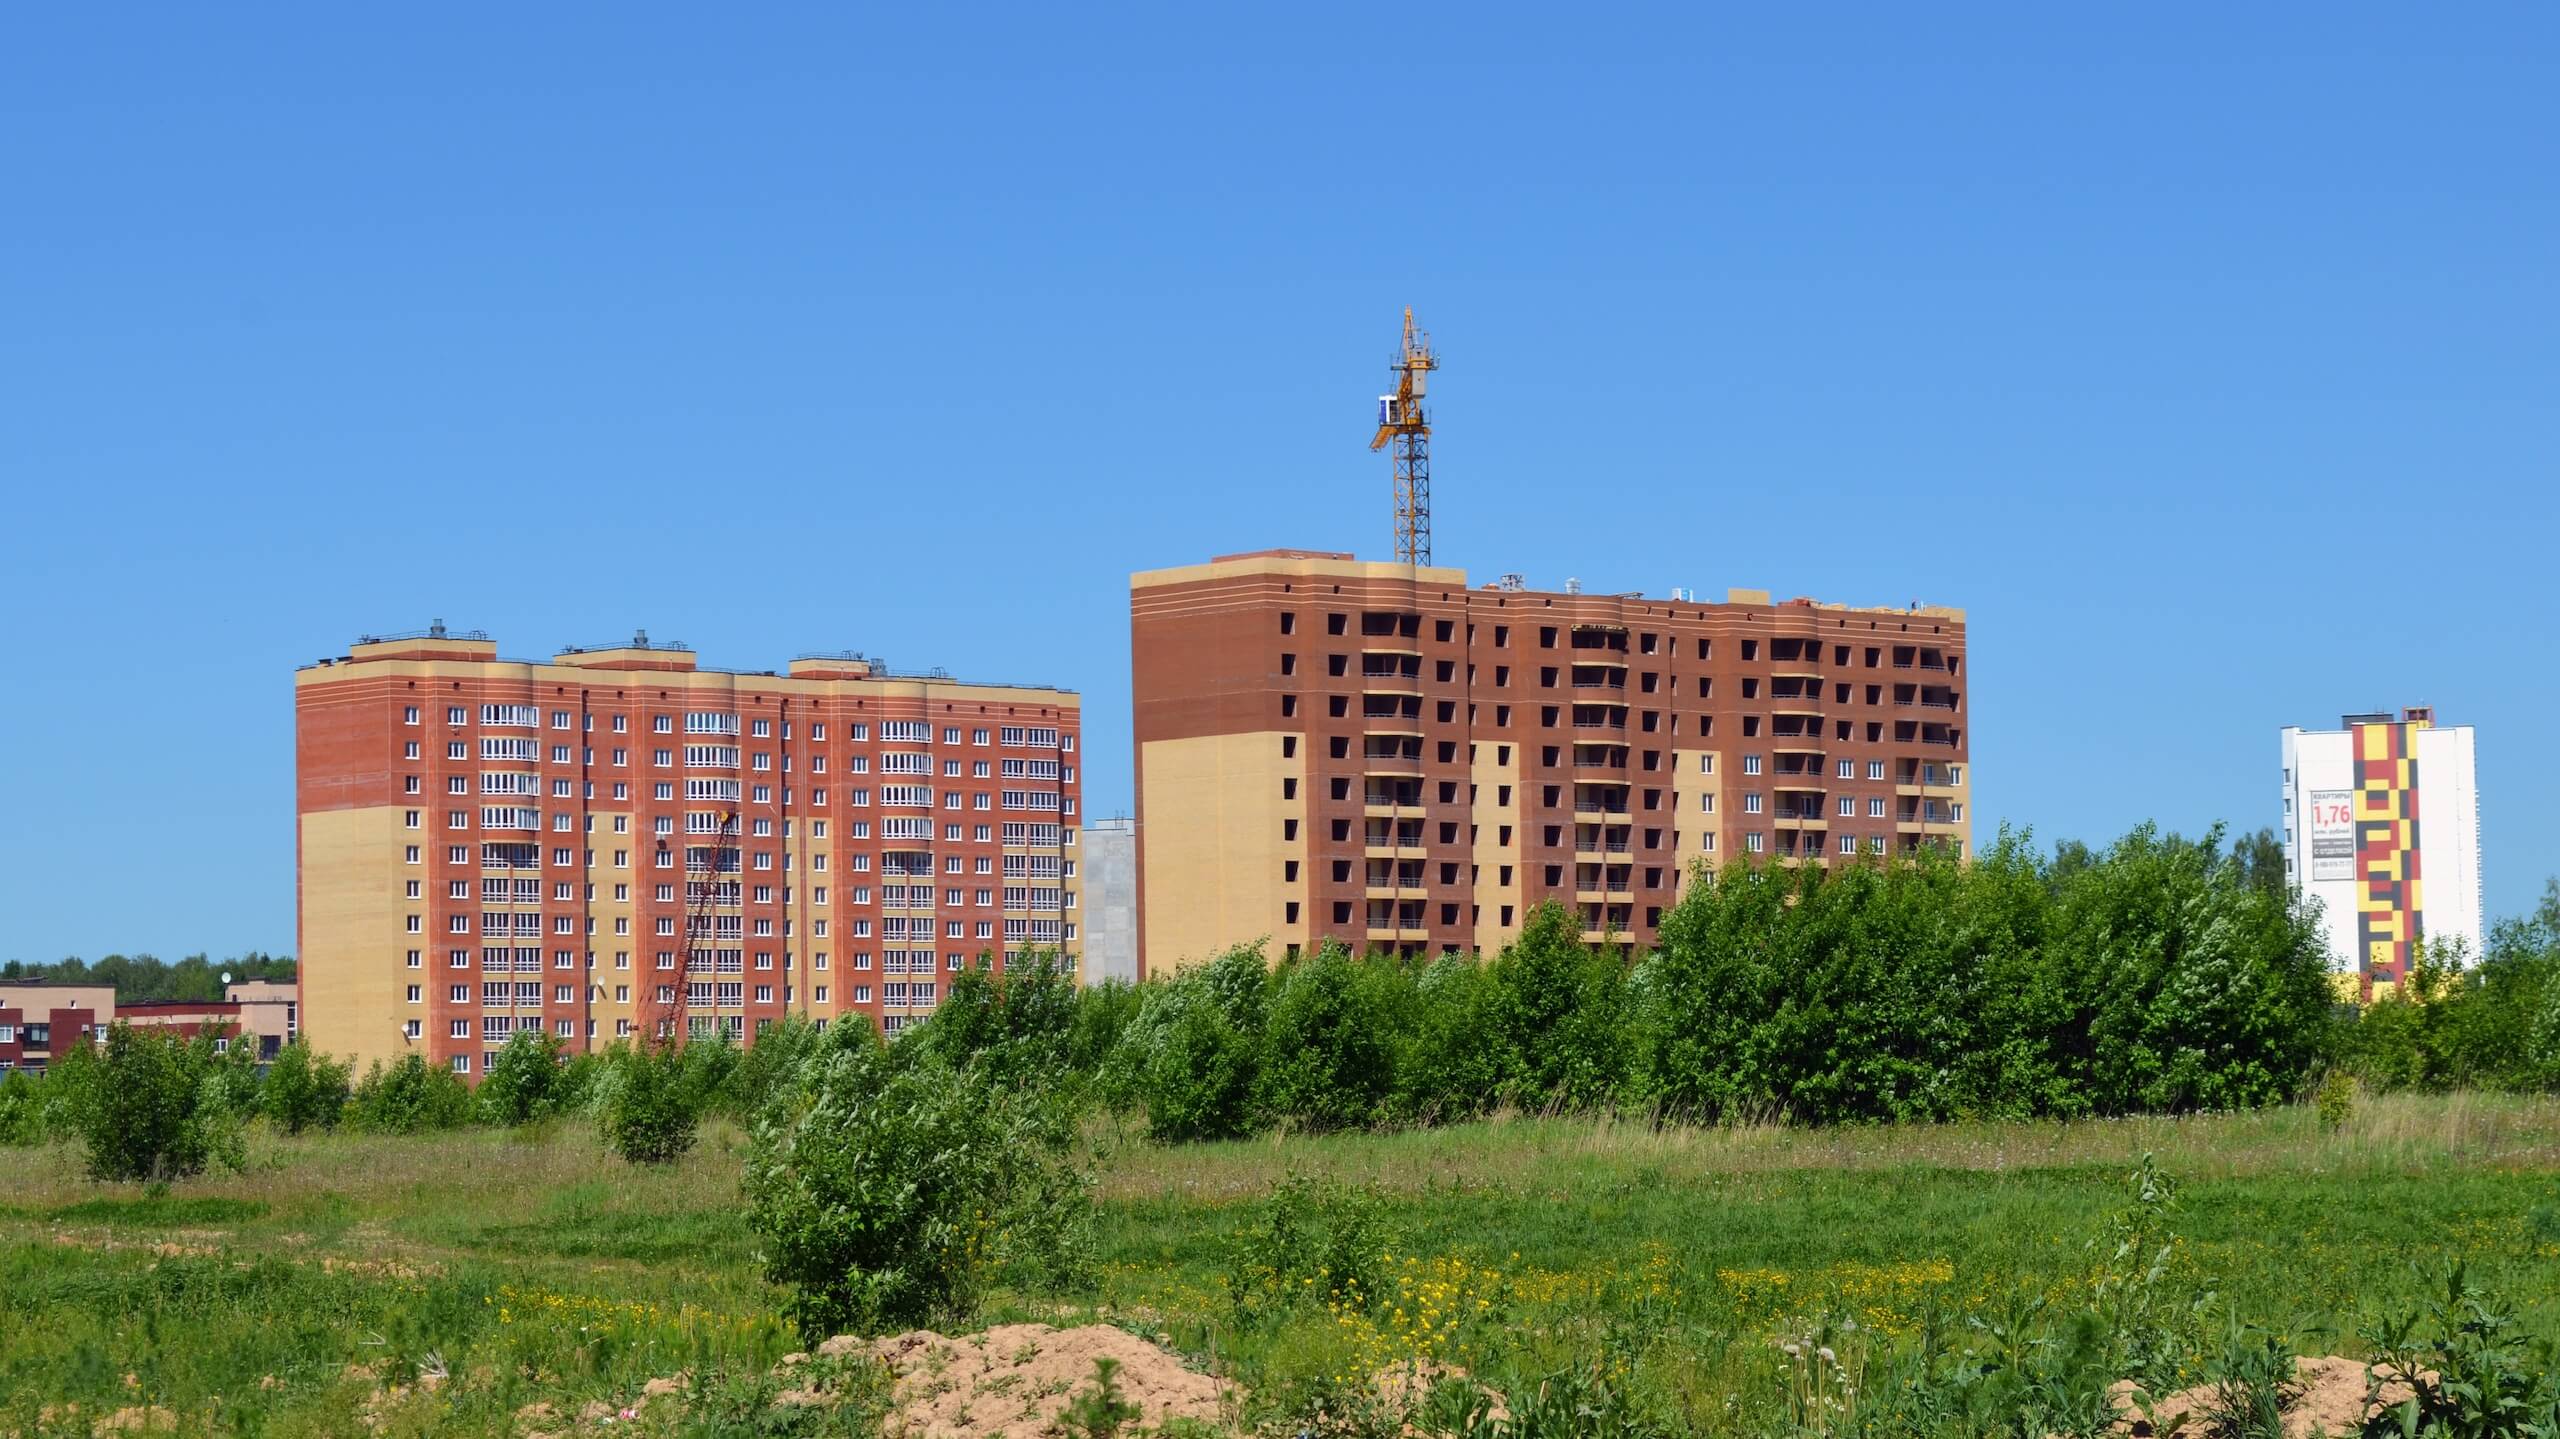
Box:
1107;943;1267;1142
477;1029;568;1126
60;1024;247;1183
259;1039;352;1135
2049;825;2333;1113
743;1042;1092;1338
1396;952;1502;1123
347;1053;474;1133
0;1071;47;1147
1257;943;1400;1131
602;1041;701;1164
1487;902;1630;1110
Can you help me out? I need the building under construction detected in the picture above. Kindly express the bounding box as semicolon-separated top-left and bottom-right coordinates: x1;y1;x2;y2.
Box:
1126;313;1971;975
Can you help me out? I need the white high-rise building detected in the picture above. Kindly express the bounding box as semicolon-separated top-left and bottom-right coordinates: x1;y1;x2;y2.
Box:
2278;707;2481;993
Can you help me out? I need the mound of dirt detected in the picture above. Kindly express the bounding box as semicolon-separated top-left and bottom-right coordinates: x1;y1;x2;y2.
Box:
2117;1357;2417;1438
830;1322;1235;1439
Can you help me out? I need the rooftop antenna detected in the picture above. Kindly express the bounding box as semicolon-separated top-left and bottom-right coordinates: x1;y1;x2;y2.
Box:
1368;308;1440;565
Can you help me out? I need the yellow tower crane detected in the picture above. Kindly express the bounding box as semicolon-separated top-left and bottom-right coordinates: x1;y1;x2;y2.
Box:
1369;308;1440;565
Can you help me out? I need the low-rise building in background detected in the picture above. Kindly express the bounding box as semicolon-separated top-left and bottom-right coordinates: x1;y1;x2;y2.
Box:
0;982;112;1073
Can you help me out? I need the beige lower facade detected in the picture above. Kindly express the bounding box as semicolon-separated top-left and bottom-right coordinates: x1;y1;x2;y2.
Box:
1138;731;1302;973
299;806;413;1075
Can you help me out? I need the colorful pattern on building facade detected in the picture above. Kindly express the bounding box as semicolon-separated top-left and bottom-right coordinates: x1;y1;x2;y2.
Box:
2352;719;2425;986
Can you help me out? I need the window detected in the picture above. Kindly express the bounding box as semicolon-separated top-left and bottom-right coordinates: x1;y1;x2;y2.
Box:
1867;760;1886;780
1868;797;1886;817
1746;832;1766;853
403;705;421;724
1837;759;1855;779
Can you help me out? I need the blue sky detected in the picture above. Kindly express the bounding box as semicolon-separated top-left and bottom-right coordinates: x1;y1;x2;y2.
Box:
3;5;2554;964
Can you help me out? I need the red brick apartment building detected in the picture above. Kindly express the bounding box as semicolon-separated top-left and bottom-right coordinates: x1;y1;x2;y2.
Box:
1131;552;1969;975
296;628;1081;1077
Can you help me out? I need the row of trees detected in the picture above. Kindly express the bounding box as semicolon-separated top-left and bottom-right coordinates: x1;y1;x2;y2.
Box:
1103;825;2361;1139
11;825;2557;1171
0;951;295;1002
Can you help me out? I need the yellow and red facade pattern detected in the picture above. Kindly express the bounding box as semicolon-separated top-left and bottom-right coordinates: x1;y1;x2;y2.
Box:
2351;718;2426;987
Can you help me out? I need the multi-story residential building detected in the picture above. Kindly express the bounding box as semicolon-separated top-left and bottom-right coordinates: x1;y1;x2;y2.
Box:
1131;550;1969;975
296;626;1081;1077
0;982;112;1073
2279;707;2482;993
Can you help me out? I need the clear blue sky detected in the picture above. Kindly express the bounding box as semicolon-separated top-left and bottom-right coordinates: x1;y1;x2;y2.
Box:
3;5;2554;965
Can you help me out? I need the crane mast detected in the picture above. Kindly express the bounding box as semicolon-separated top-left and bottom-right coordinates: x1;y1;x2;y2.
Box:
651;807;736;1050
1369;308;1440;565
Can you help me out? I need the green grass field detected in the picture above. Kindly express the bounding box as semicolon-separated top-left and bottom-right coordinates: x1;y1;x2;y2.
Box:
5;1092;2558;1435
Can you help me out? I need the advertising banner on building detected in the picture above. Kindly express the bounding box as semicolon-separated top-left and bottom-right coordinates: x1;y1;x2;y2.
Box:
2308;789;2355;881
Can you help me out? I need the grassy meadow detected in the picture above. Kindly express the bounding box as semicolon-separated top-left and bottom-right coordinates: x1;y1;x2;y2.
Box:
4;1092;2559;1435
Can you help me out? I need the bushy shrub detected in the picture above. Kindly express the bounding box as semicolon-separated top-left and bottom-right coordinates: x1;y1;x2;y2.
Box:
1640;827;2334;1123
601;1041;701;1165
902;950;1084;1088
1489;903;1631;1110
1258;944;1401;1131
348;1054;474;1134
1067;976;1142;1076
259;1039;351;1135
2336;883;2560;1094
718;1015;820;1119
1397;953;1502;1124
742;1040;1092;1338
1113;966;1260;1142
0;1070;51;1147
476;1029;568;1127
674;1029;741;1114
1222;1171;1391;1325
58;1024;246;1183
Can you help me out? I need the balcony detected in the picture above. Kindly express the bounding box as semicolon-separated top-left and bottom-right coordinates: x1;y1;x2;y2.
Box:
1365;926;1435;944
